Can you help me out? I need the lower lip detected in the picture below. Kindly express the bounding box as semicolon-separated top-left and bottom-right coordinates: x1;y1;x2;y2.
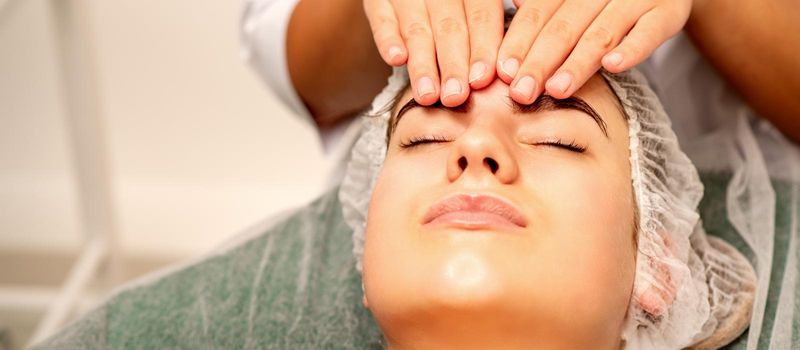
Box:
426;210;521;230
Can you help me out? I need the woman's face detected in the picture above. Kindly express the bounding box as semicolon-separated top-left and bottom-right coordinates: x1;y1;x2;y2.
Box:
363;75;636;349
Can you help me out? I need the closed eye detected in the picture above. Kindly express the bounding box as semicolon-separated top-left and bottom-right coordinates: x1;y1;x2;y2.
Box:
399;135;453;149
532;139;587;153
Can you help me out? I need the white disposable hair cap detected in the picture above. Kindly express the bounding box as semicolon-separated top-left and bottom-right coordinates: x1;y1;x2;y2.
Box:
339;67;757;349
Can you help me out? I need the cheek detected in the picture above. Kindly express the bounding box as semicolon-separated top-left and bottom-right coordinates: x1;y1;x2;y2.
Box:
366;153;445;228
524;155;632;233
520;156;635;329
362;155;444;303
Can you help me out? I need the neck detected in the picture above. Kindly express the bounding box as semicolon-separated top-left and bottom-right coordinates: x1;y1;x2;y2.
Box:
385;335;621;350
377;311;617;350
376;308;622;350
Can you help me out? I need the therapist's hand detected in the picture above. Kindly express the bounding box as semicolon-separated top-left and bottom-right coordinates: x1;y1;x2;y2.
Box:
501;0;692;104
363;0;505;107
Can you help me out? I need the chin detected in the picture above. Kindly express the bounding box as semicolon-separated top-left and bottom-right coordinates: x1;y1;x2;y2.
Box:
421;250;508;310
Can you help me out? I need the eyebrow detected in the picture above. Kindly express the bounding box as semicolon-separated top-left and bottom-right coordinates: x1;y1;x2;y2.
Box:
392;94;609;138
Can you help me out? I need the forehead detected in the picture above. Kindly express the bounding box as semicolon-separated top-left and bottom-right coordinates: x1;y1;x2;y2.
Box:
391;74;625;123
387;74;627;141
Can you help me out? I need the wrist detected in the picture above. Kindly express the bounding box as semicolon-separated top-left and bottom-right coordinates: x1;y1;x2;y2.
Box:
686;0;711;30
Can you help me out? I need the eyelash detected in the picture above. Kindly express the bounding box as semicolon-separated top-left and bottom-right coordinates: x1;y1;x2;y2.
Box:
399;136;586;153
535;138;587;153
398;135;452;149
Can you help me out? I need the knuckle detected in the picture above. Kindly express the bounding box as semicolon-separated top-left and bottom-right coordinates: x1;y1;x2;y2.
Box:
407;60;432;75
625;39;645;58
543;18;574;42
406;48;430;64
410;68;437;82
375;31;398;47
403;21;431;40
468;8;492;26
435;16;465;36
370;15;396;35
583;26;615;50
518;65;542;81
515;6;544;28
470;47;492;61
440;60;464;74
367;15;383;33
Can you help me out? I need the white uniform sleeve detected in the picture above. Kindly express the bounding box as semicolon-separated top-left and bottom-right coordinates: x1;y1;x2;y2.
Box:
240;0;311;121
240;0;514;157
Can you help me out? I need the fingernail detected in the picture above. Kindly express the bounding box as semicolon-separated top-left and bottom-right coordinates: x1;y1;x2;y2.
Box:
469;61;486;84
443;78;462;99
547;72;572;94
388;46;403;62
603;52;623;68
500;58;519;77
416;76;435;98
512;76;536;101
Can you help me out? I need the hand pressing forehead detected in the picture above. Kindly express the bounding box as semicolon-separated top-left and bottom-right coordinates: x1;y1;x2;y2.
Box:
387;74;625;142
364;0;691;108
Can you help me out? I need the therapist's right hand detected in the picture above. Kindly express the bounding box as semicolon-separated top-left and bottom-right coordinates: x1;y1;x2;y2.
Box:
364;0;505;107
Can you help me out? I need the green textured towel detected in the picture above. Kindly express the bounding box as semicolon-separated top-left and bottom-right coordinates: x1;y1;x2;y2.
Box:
35;192;384;349
697;173;798;349
34;173;798;349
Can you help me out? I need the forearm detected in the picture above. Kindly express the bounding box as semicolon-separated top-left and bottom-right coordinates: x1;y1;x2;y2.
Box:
287;0;391;127
686;0;800;143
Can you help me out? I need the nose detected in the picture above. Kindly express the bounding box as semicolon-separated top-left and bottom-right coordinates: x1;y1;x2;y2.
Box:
447;128;519;184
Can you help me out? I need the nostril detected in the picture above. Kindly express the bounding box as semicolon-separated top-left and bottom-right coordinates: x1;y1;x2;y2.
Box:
484;157;499;173
458;157;468;171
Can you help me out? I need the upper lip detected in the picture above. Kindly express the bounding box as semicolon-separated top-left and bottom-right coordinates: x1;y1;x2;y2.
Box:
422;193;529;228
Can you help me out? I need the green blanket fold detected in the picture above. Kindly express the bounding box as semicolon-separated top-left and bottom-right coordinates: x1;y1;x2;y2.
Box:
36;192;383;349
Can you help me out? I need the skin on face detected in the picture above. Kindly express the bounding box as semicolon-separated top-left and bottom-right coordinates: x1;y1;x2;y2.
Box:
362;75;636;350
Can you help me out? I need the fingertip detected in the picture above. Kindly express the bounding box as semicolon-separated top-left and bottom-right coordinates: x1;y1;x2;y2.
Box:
498;57;520;81
601;52;626;73
509;75;538;105
508;90;529;106
386;45;407;66
497;57;520;83
469;75;492;90
637;289;666;317
544;87;570;99
469;61;495;89
440;78;468;107
510;89;539;106
414;93;439;106
414;76;439;105
468;61;487;85
544;72;573;99
441;89;469;107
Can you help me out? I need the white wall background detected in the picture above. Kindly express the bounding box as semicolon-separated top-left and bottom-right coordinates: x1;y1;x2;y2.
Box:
0;0;328;271
3;1;342;347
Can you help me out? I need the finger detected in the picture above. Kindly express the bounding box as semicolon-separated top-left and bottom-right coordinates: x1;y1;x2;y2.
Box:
427;0;470;107
546;0;645;98
636;258;677;317
497;0;562;84
602;5;689;73
637;284;671;317
510;0;609;104
364;0;408;66
464;0;504;89
392;0;439;105
513;0;524;8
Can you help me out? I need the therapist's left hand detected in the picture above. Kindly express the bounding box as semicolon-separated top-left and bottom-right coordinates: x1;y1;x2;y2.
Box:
499;0;692;104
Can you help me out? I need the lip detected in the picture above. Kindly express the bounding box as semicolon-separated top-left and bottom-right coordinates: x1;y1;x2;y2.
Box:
422;194;528;230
